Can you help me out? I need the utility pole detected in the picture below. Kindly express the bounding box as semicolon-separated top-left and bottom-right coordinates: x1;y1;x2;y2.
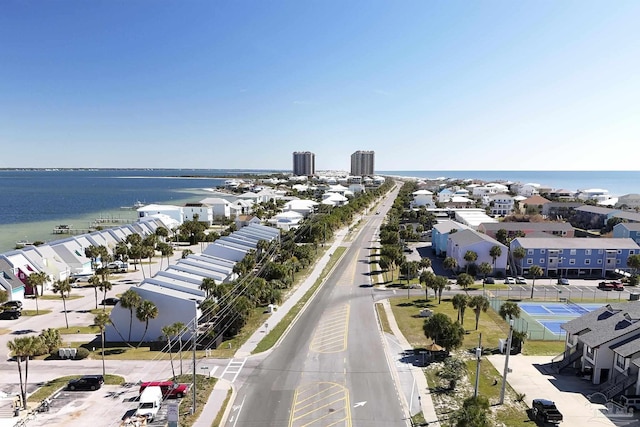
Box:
499;320;514;405
474;333;482;398
191;321;197;414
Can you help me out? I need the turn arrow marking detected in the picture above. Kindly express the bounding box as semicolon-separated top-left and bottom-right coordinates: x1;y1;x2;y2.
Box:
353;401;367;408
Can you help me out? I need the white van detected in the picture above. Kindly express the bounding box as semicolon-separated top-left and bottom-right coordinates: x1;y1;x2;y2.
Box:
135;386;163;421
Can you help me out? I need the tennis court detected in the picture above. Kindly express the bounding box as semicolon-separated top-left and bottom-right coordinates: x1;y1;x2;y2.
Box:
517;301;603;339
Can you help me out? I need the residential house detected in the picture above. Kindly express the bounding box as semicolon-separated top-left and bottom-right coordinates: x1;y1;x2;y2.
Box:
617;194;640;210
137;204;184;224
0;251;44;296
411;190;436;208
509;237;640;278
548;189;576;200
560;302;640;395
431;220;472;257
200;197;234;219
322;193;349;207
183;203;214;226
235;214;261;229
542;201;583;220
577;188;611;202
471;183;509;199
283;199;318;216
613;223;640;245
486;193;514;216
517;195;551;215
573;206;618;230
0;258;26;301
446;229;508;275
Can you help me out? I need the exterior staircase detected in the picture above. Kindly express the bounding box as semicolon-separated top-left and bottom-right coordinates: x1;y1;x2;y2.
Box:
552;346;582;372
601;374;638;400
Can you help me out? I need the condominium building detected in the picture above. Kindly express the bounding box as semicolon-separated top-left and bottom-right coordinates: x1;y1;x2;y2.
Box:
350;150;375;176
292;151;315;176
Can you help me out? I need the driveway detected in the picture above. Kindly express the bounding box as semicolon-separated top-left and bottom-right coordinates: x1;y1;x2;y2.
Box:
487;355;640;426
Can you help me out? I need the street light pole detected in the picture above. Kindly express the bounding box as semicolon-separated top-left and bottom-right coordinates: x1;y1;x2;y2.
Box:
474;333;482;398
499;320;514;405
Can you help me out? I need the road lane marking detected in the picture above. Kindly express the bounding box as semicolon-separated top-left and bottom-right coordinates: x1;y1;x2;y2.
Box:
289;382;351;427
310;304;350;353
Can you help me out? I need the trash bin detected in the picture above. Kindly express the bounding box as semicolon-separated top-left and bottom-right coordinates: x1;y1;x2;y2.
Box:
630;293;639;301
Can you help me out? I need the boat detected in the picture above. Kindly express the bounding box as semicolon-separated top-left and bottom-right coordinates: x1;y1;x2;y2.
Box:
121;201;146;210
15;239;34;247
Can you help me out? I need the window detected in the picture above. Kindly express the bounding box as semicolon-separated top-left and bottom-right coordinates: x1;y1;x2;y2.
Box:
586;346;595;360
618;250;622;254
539;258;545;264
528;249;534;255
585;249;591;256
559;249;564;254
569;259;576;265
585;259;591;265
631;250;635;255
599;249;604;254
527;259;533;265
616;353;626;370
541;249;546;254
570;249;577;255
598;259;602;264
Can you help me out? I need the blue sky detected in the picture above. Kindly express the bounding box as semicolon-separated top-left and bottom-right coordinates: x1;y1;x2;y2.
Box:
1;1;639;171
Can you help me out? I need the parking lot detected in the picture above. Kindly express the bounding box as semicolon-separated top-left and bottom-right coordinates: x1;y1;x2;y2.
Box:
22;383;177;427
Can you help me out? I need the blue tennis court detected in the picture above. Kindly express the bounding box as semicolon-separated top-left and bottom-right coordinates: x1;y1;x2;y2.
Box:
517;302;603;338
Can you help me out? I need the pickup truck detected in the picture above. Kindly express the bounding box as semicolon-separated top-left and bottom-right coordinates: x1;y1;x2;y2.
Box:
532;398;563;424
598;281;624;291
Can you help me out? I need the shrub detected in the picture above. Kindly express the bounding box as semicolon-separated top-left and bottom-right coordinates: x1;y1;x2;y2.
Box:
75;347;90;360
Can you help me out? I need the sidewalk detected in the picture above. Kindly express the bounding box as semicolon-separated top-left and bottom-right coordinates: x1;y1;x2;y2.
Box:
380;299;441;427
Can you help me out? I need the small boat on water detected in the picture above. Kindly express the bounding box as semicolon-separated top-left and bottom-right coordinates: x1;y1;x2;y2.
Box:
121;200;146;210
15;239;34;247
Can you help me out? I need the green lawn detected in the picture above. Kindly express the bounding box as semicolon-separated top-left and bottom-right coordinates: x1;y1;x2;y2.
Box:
390;295;536;426
40;295;84;300
21;309;52;316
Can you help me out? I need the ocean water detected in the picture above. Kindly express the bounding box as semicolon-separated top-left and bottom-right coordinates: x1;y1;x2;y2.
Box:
0;169;281;252
379;170;640;197
1;169;637;253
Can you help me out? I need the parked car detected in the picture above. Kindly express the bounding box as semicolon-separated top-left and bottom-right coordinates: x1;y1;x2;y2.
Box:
515;277;527;284
67;375;104;391
2;301;23;310
101;297;120;306
557;278;570;285
0;309;22;320
139;381;190;399
483;277;495;285
618;395;640;413
531;398;563;424
598;281;624;291
504;277;516;284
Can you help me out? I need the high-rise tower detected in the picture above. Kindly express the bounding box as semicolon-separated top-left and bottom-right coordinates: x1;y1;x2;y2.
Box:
350;150;375;176
292;151;315;176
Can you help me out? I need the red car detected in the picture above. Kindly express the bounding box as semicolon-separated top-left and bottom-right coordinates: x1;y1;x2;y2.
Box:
139;381;189;398
598;281;624;291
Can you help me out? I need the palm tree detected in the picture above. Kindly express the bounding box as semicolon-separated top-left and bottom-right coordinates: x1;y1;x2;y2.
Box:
419;257;432;272
443;256;458;276
162;324;178;379
88;275;101;309
39;328;62;354
171;321;187;375
452;294;470;324
181;249;194;259
129;244;143;272
120;289;142;343
94;312;111;377
463;251;478;274
84;245;101;271
479;262;492;284
499;301;521;322
52;278;72;329
420;271;435;300
99;280;113;310
136;300;159;348
26;272;48;314
433;275;449;304
7;336;45;409
456;273;474;292
199;278;217;299
529;264;544;299
512;247;526;275
489;245;502;275
468;295;490;330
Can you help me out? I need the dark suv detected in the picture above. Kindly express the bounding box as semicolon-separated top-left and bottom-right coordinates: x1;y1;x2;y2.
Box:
67;375;104;391
0;309;21;320
1;301;23;310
